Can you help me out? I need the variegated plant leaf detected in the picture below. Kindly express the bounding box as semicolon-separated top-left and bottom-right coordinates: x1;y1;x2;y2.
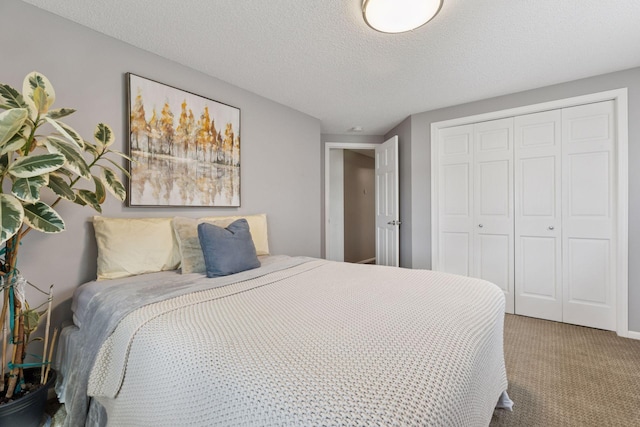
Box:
45;136;91;180
0;193;24;244
94;123;114;147
83;141;100;159
0;84;28;109
47;173;75;201
46;108;75;120
103;158;131;178
101;167;126;202
54;167;73;178
0;108;28;146
92;175;106;204
75;189;102;212
44;117;84;149
23;201;65;233
73;195;86;207
110;150;134;162
24;95;38;122
12;175;49;203
0;154;7;176
32;87;49;115
8;153;65;178
23;72;55;112
1;133;26;155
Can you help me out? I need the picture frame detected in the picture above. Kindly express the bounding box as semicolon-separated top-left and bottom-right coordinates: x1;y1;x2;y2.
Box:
127;73;241;207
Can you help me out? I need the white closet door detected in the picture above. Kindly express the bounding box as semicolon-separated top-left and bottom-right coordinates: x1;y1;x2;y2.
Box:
514;110;562;321
562;101;616;330
437;125;474;276
473;118;514;313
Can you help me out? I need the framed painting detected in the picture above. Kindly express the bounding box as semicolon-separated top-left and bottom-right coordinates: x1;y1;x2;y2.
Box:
127;73;241;207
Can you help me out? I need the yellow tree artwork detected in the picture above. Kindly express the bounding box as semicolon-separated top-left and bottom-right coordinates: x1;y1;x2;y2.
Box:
127;74;240;206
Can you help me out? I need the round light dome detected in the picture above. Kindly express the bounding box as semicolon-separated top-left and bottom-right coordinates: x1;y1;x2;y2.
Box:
362;0;443;34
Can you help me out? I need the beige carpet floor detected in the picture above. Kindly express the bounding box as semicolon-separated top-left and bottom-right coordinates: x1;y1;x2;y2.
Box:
491;314;640;427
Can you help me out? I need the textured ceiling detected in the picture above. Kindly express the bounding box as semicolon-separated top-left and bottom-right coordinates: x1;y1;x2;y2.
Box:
20;0;640;135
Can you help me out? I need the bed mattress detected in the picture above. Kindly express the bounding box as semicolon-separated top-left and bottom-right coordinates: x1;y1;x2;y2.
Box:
56;256;510;426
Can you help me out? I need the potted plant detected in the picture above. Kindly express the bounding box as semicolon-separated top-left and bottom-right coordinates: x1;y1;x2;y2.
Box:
0;72;128;425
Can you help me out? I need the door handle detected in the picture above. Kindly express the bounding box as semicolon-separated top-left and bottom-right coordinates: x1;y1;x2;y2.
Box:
478;224;483;228
387;220;402;226
548;226;555;230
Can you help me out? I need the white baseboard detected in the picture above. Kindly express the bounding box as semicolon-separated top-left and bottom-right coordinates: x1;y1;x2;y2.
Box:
626;330;640;340
356;257;376;264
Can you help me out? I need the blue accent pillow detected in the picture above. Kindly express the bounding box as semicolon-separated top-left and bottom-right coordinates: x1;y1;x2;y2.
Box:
197;219;261;278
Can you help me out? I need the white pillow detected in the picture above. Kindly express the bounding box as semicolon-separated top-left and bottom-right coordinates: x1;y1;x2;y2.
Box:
172;214;269;274
93;216;181;280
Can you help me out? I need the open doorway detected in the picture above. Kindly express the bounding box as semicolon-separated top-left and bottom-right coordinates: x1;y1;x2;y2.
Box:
325;137;400;266
325;143;378;263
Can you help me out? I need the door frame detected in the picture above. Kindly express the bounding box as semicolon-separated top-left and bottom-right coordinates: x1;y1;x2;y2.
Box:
430;88;629;338
325;142;380;262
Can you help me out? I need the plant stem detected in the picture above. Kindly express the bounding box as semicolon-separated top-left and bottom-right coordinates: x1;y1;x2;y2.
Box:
3;232;23;398
5;297;23;399
22;115;40;156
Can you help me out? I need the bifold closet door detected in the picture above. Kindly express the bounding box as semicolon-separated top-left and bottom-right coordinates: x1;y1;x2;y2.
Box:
473;118;514;313
514;110;563;322
562;101;616;330
437;125;474;276
435;99;619;329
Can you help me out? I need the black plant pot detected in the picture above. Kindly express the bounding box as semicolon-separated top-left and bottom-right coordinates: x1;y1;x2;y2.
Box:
0;368;56;427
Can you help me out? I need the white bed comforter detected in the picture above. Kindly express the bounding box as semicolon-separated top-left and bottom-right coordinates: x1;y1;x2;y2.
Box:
78;258;508;426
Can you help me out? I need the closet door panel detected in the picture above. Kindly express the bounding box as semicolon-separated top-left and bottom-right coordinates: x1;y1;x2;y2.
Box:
521;156;556;217
441;232;470;276
474;118;514;313
562;101;616;330
514;110;562;321
567;151;611;223
437;125;474;275
478;160;509;216
566;238;610;304
478;234;510;293
520;236;557;297
443;163;470;216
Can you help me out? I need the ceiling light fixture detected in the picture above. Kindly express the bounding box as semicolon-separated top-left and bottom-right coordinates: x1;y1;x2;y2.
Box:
362;0;443;34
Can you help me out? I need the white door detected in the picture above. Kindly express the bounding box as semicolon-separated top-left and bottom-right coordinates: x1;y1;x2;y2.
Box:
436;125;474;275
562;101;616;330
514;110;563;321
473;118;514;313
375;136;399;266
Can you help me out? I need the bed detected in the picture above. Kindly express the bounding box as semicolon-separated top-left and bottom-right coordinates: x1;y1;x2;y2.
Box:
54;216;512;426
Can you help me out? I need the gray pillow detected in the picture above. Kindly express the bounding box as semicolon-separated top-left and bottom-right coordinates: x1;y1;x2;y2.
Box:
197;219;261;278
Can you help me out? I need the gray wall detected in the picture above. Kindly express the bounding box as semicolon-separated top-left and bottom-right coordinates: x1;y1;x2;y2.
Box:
391;67;640;332
320;134;384;257
4;0;321;322
343;151;375;263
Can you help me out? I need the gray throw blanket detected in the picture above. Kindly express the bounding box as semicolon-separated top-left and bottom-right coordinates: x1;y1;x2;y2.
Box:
61;255;312;427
